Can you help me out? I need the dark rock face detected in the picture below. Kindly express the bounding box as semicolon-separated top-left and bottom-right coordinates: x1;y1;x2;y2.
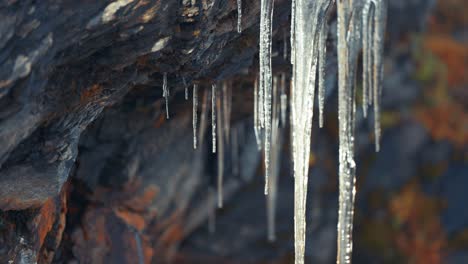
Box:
0;0;273;210
0;0;282;262
0;0;442;263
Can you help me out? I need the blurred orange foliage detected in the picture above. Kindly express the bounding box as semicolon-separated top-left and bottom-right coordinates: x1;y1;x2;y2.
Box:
390;182;446;264
423;35;468;87
413;0;468;147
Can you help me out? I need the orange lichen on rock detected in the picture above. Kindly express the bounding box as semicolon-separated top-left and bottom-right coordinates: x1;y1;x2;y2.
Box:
153;112;167;128
34;198;57;249
159;223;184;246
114;209;146;231
123;184;159;212
33;181;69;250
80;84;103;103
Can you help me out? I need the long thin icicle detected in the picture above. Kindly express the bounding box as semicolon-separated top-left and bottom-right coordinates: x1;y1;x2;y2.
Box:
231;128;239;176
372;0;387;153
283;30;288;60
237;0;242;33
193;84;198;149
183;77;189;100
208;186;216;234
212;84;217;153
318;19;329;128
198;88;210;147
362;1;372;118
162;73;170;119
290;0;296;65
267;75;282;242
223;81;232;141
260;0;274;195
217;90;224;208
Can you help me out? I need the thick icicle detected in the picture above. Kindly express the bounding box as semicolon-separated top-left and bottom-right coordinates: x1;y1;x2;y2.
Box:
217;89;224;208
253;76;262;149
183;77;189;100
212;84;217;153
335;0;368;263
290;1;332;263
193;84;198;149
162;73;170;119
260;0;274;195
237;0;242;33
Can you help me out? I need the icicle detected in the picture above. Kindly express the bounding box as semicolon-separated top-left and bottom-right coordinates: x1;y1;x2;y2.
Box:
366;4;375;109
260;0;274;195
372;0;387;153
222;81;231;141
283;30;288;60
253;76;262;149
183;77;189;100
259;0;274;131
217;88;224;208
290;1;332;263
237;0;242;33
231;128;239;176
290;0;296;66
162;73;170;119
280;73;287;127
198;88;210;147
336;3;351;263
259;75;265;129
362;0;386;150
318;19;328;128
193;84;198;149
208;187;216;234
362;1;372;118
335;1;367;263
267;74;282;242
212;84;217;153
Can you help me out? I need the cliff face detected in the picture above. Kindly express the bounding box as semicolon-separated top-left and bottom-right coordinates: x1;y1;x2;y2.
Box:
0;0;436;263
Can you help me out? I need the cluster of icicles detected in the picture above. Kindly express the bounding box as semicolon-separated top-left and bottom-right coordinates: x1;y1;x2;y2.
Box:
161;0;386;263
